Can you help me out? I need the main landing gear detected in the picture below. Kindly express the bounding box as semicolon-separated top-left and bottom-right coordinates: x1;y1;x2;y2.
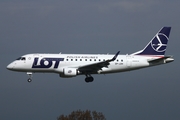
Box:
27;72;32;83
85;74;94;83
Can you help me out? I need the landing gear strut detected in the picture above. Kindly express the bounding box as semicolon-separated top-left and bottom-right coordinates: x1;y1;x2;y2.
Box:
85;74;94;83
27;72;33;83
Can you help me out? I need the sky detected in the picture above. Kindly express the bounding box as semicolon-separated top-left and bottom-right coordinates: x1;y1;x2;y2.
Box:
0;0;180;120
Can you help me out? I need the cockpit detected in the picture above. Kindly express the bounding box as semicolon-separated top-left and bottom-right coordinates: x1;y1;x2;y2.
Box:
16;57;26;61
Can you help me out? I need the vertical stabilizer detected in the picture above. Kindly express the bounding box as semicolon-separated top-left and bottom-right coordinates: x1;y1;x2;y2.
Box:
132;27;171;56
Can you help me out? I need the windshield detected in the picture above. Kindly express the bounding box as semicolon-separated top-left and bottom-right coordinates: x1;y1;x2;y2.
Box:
16;57;21;60
16;57;26;60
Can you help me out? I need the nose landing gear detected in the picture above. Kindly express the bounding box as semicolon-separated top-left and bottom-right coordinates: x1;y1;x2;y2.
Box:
27;72;32;83
27;78;32;82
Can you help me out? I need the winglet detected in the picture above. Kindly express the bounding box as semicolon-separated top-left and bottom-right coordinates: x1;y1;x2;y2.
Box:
111;51;120;61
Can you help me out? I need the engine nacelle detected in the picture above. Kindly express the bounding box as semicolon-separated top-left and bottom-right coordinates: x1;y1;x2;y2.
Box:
59;68;78;78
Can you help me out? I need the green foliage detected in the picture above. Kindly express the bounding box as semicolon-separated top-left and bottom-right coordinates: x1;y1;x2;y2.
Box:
57;109;106;120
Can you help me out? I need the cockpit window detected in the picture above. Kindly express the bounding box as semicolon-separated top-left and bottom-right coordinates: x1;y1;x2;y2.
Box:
16;57;26;60
21;57;26;60
16;57;21;60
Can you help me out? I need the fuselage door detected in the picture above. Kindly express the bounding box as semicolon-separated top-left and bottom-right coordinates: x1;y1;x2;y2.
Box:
126;55;132;67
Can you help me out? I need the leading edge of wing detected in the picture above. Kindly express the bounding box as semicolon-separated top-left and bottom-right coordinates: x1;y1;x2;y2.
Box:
78;51;120;72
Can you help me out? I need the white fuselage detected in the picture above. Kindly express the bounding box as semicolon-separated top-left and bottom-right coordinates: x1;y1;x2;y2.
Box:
7;53;172;77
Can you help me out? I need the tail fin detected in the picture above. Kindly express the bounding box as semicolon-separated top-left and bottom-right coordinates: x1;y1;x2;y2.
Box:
132;27;171;56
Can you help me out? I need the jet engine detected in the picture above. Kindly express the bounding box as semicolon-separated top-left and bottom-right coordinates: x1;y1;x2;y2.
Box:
59;68;78;78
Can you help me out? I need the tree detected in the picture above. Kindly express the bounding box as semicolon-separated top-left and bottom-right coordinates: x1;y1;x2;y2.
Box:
57;109;106;120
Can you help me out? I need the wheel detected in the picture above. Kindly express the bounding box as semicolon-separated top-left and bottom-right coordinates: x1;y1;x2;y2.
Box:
85;77;89;83
27;78;32;83
89;77;94;82
85;77;94;83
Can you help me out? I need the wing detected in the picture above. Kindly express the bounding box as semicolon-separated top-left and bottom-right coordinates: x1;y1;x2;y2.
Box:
78;51;120;73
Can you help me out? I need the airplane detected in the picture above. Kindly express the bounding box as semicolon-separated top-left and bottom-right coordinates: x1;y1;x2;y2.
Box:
7;27;174;83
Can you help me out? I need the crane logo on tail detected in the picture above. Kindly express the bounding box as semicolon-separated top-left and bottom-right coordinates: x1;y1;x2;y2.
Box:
151;33;169;52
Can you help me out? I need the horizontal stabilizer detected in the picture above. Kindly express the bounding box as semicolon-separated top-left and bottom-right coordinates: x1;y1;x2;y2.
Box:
148;56;174;63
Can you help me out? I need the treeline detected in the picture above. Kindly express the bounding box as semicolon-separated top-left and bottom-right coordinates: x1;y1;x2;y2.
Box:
57;109;106;120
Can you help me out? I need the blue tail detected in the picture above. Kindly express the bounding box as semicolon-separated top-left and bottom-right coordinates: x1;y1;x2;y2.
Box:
133;27;171;56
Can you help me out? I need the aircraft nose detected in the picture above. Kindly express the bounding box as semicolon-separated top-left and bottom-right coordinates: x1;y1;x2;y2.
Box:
7;63;13;70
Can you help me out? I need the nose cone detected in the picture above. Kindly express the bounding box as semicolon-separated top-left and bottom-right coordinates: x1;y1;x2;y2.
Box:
7;63;13;70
